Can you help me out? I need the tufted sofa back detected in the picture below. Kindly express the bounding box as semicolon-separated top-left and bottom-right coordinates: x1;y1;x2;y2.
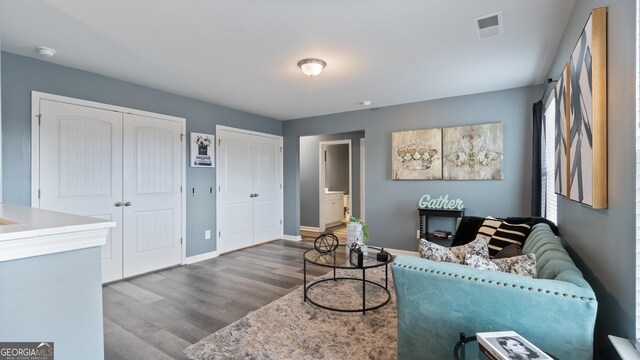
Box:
523;223;591;289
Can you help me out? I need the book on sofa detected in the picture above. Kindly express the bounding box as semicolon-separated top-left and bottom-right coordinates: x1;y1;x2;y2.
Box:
477;331;552;360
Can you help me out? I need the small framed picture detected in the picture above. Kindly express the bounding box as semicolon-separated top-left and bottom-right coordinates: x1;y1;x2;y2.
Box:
190;132;215;167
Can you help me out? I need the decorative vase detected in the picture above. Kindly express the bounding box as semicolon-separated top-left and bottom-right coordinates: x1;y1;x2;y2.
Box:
346;222;363;257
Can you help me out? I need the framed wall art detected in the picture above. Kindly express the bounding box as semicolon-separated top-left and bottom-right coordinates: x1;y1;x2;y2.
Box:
554;64;570;198
392;128;442;180
190;132;215;167
442;122;503;180
568;7;607;208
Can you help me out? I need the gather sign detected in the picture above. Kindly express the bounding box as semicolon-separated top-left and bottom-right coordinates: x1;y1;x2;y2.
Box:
418;194;464;210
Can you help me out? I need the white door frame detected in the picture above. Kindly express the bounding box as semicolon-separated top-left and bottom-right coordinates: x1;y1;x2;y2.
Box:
318;139;352;232
30;91;187;264
215;125;284;252
360;138;365;222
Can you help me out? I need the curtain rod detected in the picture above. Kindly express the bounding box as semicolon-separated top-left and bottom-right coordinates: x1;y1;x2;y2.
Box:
539;78;558;103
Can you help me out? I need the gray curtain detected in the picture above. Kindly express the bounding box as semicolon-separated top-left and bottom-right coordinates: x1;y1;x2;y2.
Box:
531;100;544;217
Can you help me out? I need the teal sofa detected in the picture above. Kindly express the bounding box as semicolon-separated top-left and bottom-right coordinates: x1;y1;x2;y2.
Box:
391;223;597;360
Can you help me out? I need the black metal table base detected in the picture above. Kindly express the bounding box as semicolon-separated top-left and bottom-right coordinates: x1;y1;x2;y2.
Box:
304;276;391;314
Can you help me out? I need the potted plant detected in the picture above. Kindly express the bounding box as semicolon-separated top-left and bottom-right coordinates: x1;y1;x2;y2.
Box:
347;216;369;256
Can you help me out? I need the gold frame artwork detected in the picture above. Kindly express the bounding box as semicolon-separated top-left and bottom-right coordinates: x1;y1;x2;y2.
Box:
566;7;607;208
591;7;607;209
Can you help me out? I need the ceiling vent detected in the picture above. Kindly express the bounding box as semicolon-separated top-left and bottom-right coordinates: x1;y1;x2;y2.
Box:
472;12;504;40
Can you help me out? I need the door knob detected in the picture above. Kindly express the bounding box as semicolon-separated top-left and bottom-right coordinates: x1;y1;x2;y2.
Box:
124;201;132;207
249;194;255;198
114;202;123;207
254;193;259;198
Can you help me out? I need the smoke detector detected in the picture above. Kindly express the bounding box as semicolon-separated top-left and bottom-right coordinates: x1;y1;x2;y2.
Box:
472;12;504;40
35;46;56;57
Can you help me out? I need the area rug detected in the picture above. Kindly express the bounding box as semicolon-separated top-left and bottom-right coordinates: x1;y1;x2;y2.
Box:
184;266;397;360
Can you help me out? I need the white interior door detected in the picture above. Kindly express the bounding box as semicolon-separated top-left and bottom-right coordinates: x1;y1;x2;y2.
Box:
122;114;183;277
253;136;282;244
38;100;124;283
217;130;255;253
217;128;283;253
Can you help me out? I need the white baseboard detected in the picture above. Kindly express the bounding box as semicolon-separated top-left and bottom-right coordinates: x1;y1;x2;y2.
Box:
185;250;219;264
283;234;302;241
300;226;320;232
386;247;419;258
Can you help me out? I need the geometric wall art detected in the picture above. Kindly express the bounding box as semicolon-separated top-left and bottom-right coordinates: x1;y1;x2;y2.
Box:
442;122;503;180
568;7;607;208
554;64;570;198
392;128;442;180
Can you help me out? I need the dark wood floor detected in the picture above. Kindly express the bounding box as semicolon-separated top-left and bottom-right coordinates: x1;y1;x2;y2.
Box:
103;229;345;360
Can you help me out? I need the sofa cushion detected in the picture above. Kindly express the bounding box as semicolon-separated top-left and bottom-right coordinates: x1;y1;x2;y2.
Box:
475;218;532;256
450;237;489;263
419;239;457;263
420;237;489;264
451;216;560;247
492;254;537;278
494;244;523;259
465;254;500;271
522;223;591;289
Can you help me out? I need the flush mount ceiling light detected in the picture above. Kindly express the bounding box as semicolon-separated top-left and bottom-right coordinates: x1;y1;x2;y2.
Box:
297;58;326;77
35;46;56;57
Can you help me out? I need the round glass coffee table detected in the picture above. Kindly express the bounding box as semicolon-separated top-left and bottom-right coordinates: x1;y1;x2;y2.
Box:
303;246;393;314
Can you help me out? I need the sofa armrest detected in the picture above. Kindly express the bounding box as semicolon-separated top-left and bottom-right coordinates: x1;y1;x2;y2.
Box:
391;256;597;360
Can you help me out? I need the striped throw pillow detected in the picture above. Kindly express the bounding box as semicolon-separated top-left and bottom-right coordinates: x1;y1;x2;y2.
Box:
475;217;532;257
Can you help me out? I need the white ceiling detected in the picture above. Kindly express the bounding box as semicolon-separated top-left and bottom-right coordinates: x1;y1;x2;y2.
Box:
0;0;575;120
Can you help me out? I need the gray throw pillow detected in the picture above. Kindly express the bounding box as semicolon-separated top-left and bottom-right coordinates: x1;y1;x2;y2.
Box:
419;237;489;264
450;236;490;264
492;254;537;278
419;238;457;263
465;254;500;271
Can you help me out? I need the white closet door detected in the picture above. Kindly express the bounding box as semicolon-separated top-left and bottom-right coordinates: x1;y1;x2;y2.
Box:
217;130;254;253
122;114;182;277
253;136;282;244
38;100;124;283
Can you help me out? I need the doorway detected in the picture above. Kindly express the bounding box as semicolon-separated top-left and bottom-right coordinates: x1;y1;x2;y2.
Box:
299;131;365;240
319;140;352;231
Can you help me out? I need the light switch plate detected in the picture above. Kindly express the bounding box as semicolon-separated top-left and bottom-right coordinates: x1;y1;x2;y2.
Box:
205;230;211;240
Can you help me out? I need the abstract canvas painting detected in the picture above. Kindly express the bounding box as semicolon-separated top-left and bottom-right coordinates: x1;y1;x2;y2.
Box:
442;122;503;180
568;7;607;208
554;64;570;197
392;128;442;180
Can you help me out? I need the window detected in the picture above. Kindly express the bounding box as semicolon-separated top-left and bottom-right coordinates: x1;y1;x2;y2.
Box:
543;97;558;224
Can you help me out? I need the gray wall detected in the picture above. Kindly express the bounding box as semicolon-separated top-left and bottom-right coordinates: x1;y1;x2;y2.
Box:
545;0;636;355
325;144;349;195
0;247;104;359
300;131;364;227
1;52;281;257
285;85;543;250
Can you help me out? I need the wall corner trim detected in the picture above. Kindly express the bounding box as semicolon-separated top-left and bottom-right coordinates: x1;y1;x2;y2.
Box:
300;226;320;232
283;234;302;241
185;251;219;264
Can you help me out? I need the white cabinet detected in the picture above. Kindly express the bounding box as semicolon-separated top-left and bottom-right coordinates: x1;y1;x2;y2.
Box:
323;192;345;227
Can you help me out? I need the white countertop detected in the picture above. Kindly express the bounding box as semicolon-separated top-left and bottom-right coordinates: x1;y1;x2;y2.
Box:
0;203;115;262
325;191;345;194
